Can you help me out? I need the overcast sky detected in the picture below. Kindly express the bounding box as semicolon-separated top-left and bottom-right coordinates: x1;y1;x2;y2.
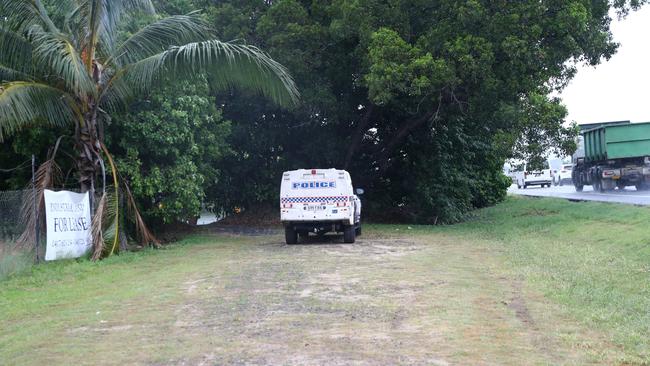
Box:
559;6;650;125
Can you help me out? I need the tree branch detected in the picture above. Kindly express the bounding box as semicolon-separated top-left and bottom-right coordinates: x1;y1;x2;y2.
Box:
343;104;375;169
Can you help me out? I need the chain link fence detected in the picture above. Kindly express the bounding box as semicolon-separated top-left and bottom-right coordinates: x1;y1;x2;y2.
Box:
0;189;38;278
0;190;27;242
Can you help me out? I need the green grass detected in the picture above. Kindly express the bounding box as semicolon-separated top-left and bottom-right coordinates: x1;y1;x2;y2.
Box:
1;196;649;364
0;243;34;280
372;196;650;363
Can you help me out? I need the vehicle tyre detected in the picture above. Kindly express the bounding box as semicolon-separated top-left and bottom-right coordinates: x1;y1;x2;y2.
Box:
297;231;308;243
343;225;356;243
285;226;298;245
355;225;362;236
517;184;521;189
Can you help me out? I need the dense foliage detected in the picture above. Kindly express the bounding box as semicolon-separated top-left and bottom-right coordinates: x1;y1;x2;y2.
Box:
0;0;297;258
193;0;642;223
2;0;646;225
109;80;231;224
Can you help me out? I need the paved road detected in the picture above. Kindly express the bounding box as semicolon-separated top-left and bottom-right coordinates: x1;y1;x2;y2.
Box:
508;183;650;205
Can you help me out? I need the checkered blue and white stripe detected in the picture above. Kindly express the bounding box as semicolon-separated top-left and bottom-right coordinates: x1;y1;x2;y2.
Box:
281;196;348;204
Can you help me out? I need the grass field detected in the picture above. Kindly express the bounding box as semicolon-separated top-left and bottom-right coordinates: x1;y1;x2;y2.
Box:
0;242;33;280
0;196;648;365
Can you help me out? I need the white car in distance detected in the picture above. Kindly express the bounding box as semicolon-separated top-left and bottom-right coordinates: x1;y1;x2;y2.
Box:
552;164;573;186
513;164;553;189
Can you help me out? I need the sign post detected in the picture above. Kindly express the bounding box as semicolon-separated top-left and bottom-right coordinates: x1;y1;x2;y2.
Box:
43;189;92;261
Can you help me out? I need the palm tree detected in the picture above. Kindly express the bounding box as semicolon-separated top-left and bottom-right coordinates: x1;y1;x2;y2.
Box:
0;0;298;258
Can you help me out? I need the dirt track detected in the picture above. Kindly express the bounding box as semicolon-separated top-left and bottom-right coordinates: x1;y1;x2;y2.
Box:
1;230;620;365
146;232;614;365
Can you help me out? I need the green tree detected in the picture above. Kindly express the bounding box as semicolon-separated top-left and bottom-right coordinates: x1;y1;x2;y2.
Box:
203;0;644;223
110;79;231;225
0;0;298;258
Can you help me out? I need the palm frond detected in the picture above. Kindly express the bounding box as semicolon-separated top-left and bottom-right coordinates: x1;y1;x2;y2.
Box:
91;190;119;260
0;82;80;142
101;140;121;257
122;178;159;247
91;192;107;259
17;139;64;247
109;12;210;67
98;72;131;112
0;29;33;74
30;28;95;97
0;0;59;33
86;0;156;56
104;40;299;108
0;64;32;82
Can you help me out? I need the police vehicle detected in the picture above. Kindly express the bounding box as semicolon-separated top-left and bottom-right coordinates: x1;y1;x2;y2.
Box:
280;169;362;244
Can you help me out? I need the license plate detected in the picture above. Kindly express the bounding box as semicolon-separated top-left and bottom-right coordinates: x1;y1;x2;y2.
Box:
306;205;326;211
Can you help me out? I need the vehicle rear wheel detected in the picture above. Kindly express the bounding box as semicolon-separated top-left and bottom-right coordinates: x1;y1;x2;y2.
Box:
343;225;356;243
285;226;297;245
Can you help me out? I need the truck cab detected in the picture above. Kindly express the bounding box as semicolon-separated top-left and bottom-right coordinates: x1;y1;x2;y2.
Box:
280;169;362;244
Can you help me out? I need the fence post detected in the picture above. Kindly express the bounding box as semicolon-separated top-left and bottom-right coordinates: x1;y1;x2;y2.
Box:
32;155;40;263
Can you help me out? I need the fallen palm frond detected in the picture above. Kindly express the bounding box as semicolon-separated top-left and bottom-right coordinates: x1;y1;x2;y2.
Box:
17;138;64;248
90;189;119;260
90;192;106;260
122;180;159;248
90;142;158;260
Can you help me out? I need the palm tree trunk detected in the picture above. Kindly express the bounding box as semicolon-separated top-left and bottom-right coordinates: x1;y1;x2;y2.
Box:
77;108;101;193
78;59;104;194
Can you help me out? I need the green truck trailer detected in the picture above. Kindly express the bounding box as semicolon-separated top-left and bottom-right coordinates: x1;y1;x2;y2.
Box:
573;121;650;192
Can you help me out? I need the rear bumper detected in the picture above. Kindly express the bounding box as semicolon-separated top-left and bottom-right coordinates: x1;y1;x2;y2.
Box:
283;220;354;233
525;180;551;185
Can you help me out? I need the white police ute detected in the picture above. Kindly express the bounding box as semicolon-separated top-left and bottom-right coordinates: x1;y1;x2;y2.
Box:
280;169;362;244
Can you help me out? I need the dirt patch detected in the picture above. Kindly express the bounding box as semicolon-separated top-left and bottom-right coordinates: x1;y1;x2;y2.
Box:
506;280;536;327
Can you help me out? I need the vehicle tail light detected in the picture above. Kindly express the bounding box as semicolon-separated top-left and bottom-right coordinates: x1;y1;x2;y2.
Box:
311;169;316;175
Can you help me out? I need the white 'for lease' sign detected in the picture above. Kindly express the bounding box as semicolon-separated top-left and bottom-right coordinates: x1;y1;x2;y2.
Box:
44;189;92;261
